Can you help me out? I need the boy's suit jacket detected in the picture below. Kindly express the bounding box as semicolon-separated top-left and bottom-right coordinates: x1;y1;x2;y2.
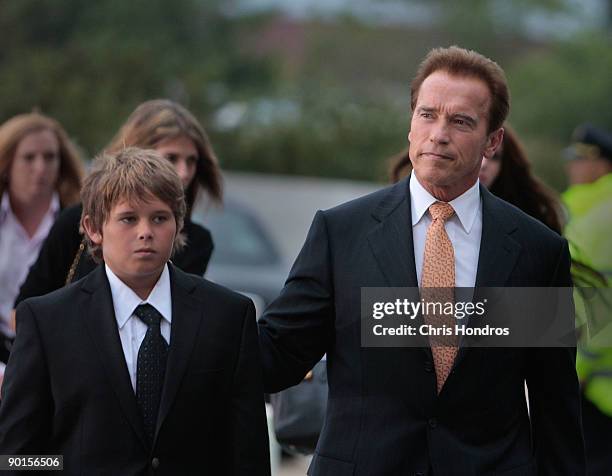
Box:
0;264;270;476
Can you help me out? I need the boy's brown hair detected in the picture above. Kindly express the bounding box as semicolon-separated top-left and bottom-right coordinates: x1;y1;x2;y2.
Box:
81;147;186;263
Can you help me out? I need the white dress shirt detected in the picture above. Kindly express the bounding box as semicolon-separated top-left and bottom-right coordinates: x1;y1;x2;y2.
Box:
0;191;60;336
106;264;172;393
410;172;482;288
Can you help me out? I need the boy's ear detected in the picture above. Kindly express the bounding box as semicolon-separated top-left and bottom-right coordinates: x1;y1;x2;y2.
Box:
82;215;103;245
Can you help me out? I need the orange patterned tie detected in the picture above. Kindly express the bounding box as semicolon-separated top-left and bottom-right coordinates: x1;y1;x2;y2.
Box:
421;201;457;393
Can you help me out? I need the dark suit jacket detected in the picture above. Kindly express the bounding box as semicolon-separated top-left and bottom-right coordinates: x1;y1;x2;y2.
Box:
15;203;214;307
0;330;9;365
0;264;270;476
258;179;585;476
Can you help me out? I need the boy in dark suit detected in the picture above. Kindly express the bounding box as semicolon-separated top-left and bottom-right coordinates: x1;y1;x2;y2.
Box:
0;148;270;475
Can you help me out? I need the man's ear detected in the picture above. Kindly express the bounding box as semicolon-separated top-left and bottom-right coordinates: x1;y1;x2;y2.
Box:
484;127;504;159
82;215;102;245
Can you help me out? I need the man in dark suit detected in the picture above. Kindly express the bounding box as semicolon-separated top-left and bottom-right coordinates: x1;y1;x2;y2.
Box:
258;46;585;475
0;148;270;475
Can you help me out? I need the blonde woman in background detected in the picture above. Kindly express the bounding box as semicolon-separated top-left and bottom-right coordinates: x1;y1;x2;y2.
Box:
15;99;223;310
0;112;83;383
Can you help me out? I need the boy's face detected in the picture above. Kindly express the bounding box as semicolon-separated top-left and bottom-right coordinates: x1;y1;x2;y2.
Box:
86;196;177;290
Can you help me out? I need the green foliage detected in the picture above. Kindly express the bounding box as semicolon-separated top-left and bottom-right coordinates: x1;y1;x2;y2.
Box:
504;31;612;191
0;0;276;155
1;0;610;187
509;31;612;141
212;90;407;181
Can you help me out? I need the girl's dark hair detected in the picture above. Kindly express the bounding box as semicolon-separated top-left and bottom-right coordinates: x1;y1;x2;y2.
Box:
489;125;562;233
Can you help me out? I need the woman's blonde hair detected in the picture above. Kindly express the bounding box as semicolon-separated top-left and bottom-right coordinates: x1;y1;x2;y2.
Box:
0;112;84;205
106;99;222;213
80;147;187;263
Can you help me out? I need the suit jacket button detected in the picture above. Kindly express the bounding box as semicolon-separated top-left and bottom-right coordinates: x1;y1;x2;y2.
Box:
424;361;434;373
428;418;437;429
151;457;160;469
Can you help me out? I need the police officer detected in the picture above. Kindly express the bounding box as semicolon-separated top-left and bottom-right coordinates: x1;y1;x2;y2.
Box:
563;124;612;476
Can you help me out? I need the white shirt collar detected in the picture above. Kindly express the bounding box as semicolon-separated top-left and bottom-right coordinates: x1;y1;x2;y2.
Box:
105;263;172;330
409;172;481;233
0;192;11;222
0;191;60;226
50;193;61;214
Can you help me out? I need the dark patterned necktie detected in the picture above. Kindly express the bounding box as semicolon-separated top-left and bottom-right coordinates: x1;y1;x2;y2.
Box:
134;303;168;445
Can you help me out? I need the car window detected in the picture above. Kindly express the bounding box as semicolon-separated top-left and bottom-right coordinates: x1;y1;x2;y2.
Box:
196;203;282;267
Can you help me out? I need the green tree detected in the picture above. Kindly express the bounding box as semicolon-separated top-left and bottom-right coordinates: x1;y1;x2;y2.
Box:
0;0;277;155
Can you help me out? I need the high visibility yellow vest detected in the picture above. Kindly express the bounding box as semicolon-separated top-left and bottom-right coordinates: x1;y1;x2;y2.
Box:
564;173;612;416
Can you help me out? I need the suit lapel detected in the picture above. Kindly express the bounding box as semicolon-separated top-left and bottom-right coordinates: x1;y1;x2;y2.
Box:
453;186;522;369
364;181;528;395
81;266;148;450
367;178;419;289
474;186;522;288
155;265;203;441
367;180;431;368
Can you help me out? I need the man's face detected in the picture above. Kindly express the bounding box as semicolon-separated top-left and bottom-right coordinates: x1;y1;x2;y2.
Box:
566;156;612;185
409;71;503;200
85;196;177;291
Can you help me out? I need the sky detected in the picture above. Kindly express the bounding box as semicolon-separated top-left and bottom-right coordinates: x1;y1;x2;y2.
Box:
233;0;608;34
